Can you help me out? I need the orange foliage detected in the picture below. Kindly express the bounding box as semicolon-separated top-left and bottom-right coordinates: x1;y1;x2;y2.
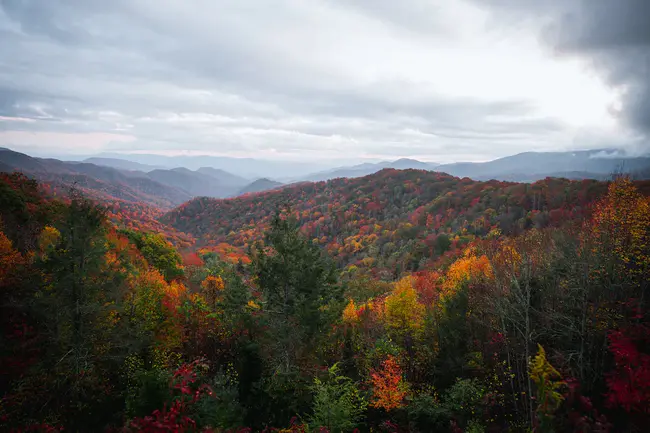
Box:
182;252;204;267
342;299;359;325
443;248;493;295
370;355;407;411
0;230;24;289
201;275;225;292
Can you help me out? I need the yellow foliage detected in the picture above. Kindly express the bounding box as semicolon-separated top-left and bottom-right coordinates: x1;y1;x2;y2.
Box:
592;177;650;276
0;230;23;288
201;275;225;292
530;344;565;424
38;226;60;256
384;276;425;333
342;299;359;324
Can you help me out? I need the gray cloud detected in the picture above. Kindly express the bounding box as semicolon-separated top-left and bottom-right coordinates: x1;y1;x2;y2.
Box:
0;0;647;162
472;0;650;137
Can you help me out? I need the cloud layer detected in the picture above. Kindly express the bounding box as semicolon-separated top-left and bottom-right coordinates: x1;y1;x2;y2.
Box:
0;0;648;162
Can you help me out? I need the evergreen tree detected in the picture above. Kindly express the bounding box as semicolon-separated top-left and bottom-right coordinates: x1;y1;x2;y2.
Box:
252;211;340;370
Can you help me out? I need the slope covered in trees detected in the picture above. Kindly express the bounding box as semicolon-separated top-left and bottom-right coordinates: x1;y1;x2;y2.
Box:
162;168;650;277
1;170;649;432
0;148;192;208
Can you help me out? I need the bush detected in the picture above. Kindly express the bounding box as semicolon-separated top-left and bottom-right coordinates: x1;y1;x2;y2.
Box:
310;364;367;433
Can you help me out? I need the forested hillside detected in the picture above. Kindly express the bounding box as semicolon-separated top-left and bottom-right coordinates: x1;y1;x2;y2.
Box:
1;169;649;432
162;169;649;277
0;148;192;208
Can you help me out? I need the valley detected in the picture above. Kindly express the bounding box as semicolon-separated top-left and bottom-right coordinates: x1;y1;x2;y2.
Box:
2;149;650;432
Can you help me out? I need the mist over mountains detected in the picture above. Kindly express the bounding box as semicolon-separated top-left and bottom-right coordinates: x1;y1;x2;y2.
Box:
2;147;649;213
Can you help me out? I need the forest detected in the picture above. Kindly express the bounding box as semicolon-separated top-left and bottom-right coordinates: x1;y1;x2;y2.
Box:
1;169;649;432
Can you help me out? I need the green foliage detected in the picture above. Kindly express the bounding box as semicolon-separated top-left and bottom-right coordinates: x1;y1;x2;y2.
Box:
122;229;184;281
192;369;245;430
124;361;171;419
435;233;451;255
310;364;367;433
406;393;452;432
466;419;486;433
252;211;341;369
445;378;486;423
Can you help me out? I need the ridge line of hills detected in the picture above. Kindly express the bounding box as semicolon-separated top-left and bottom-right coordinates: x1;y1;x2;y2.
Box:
2;147;650;224
160;168;650;276
0;148;286;208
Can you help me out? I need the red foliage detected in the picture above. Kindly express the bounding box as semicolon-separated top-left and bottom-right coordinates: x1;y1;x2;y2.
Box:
605;324;650;414
124;359;214;432
563;378;612;433
182;252;204;267
369;355;406;411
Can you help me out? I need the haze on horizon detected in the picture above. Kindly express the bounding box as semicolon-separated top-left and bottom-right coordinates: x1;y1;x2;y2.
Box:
0;0;649;164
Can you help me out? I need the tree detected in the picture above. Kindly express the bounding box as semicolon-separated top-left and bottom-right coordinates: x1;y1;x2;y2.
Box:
310;364;367;432
530;344;565;433
251;211;340;371
383;276;424;336
370;355;407;411
33;193;128;429
122;230;184;281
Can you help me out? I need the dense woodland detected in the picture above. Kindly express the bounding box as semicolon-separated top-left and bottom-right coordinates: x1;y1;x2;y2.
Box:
1;169;649;432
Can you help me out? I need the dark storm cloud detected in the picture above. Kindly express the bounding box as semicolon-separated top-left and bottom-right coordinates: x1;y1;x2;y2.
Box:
0;0;643;161
474;0;650;136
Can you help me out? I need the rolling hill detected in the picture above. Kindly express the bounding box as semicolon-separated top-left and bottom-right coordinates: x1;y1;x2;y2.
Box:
298;150;650;182
300;158;439;182
82;157;161;172
0;148;191;209
435;149;650;180
161;168;650;276
87;152;332;178
196;167;249;186
146;167;247;198
237;178;283;195
1;149;255;206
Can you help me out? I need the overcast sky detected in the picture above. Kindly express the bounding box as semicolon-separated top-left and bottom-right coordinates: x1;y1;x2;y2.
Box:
0;0;648;163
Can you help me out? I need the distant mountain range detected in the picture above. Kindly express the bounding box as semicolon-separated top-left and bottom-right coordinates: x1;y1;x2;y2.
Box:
0;149;285;209
82;157;163;172
297;150;650;183
3;148;649;211
76;152;332;179
434;150;650;181
299;158;440;182
238;178;283;195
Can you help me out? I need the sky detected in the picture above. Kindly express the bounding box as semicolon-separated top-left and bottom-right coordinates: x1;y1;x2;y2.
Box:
0;0;649;163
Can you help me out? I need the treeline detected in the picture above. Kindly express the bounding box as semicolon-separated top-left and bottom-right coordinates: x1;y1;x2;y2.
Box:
1;171;649;432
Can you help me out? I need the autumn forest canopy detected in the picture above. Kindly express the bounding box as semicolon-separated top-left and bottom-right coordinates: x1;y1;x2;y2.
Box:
1;168;650;433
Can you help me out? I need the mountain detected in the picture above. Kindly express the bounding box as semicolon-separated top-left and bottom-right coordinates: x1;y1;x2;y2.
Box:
301;158;439;182
196;167;249;186
82;157;161;172
90;152;334;179
161;168;650;275
237;178;283;195
296;150;650;183
0;148;191;209
146;167;246;198
0;148;255;205
436;149;650;180
389;158;437;170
